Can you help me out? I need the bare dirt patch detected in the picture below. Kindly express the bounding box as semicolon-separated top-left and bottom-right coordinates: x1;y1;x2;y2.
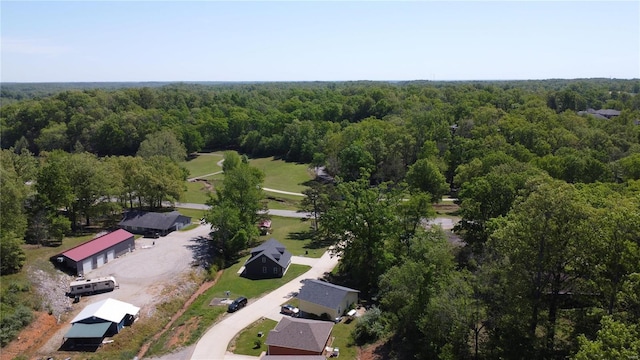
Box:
357;339;391;360
0;312;59;360
137;271;221;358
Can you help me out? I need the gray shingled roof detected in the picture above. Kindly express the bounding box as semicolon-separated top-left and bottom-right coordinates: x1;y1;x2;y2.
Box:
265;317;333;353
298;279;359;310
118;210;189;231
245;238;291;269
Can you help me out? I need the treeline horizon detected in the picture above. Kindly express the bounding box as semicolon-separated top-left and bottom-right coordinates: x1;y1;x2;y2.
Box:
2;78;640;358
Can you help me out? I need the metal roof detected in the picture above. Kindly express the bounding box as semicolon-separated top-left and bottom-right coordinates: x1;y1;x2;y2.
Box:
71;298;140;324
265;317;333;353
64;322;111;339
61;229;134;262
118;210;190;231
297;279;359;310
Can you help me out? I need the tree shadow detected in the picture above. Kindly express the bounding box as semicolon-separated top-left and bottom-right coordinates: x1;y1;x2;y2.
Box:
185;235;213;268
287;230;333;250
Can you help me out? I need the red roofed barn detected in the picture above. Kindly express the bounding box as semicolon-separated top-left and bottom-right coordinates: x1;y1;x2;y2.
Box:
56;229;135;275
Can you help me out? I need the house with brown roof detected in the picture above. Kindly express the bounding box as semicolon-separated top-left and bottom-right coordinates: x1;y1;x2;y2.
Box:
55;229;135;275
265;317;333;356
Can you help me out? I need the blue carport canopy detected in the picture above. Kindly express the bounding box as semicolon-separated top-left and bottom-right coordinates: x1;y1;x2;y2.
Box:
64;322;111;339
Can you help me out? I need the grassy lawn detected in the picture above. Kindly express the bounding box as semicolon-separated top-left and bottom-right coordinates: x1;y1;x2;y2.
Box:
229;317;278;356
180;154;312;206
262;216;326;258
265;198;300;211
176;207;207;222
180;153;224;178
330;318;358;359
181;181;215;204
248;156;313;193
211;262;309;302
231;311;357;359
147;262;311;356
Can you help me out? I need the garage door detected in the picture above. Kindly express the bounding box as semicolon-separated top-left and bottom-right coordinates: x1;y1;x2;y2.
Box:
97;255;104;267
82;259;92;274
107;250;115;262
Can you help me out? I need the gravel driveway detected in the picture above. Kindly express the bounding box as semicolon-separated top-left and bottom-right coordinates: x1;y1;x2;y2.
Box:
38;224;212;353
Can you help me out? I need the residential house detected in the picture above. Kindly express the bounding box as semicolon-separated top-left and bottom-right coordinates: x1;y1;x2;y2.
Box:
265;317;333;356
243;238;292;279
298;279;359;320
577;108;621;119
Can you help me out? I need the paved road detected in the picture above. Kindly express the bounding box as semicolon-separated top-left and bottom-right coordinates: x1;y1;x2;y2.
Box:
189;251;339;360
262;187;304;197
174;202;456;228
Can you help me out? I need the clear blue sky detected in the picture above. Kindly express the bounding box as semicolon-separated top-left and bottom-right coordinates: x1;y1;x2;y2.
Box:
1;1;638;82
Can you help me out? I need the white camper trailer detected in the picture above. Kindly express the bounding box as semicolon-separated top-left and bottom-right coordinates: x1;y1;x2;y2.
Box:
68;276;118;296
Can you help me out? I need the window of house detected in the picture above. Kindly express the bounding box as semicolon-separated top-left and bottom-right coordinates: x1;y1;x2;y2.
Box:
273;267;278;274
262;266;267;273
262;257;266;263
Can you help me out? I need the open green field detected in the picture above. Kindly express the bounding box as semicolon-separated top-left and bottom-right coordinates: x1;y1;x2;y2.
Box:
248;156;313;193
265;198;300;211
180;153;312;205
176;207;207;222
180;153;224;178
181;181;215;204
262;216;326;258
229;317;278;356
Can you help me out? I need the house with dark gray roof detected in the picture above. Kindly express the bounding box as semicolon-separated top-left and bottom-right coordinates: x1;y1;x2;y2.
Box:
265;317;333;356
118;210;191;236
298;279;359;320
243;238;292;279
577;108;621;119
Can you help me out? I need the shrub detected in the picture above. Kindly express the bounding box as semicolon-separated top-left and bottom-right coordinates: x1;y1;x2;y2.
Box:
353;307;387;345
0;305;33;347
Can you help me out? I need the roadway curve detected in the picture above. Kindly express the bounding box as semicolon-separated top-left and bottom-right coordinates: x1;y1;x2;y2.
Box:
189;251;340;359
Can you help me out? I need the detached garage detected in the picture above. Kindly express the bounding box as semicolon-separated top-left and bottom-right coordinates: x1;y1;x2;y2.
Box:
56;229;135;276
63;298;139;350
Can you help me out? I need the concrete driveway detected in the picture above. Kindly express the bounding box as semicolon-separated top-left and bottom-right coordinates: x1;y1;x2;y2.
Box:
189;251;339;360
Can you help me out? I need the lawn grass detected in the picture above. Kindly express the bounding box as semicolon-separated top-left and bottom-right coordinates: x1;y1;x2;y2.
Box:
229;317;278;356
210;262;310;304
248;156;313;193
146;262;311;356
264;191;305;202
265;197;301;211
180;153;224;178
181;181;215;204
176;207;207;222
180;154;312;206
330;318;358;359
261;216;326;258
230;306;357;359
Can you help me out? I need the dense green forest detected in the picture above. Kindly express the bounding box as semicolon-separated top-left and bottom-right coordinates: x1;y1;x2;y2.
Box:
1;79;640;358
